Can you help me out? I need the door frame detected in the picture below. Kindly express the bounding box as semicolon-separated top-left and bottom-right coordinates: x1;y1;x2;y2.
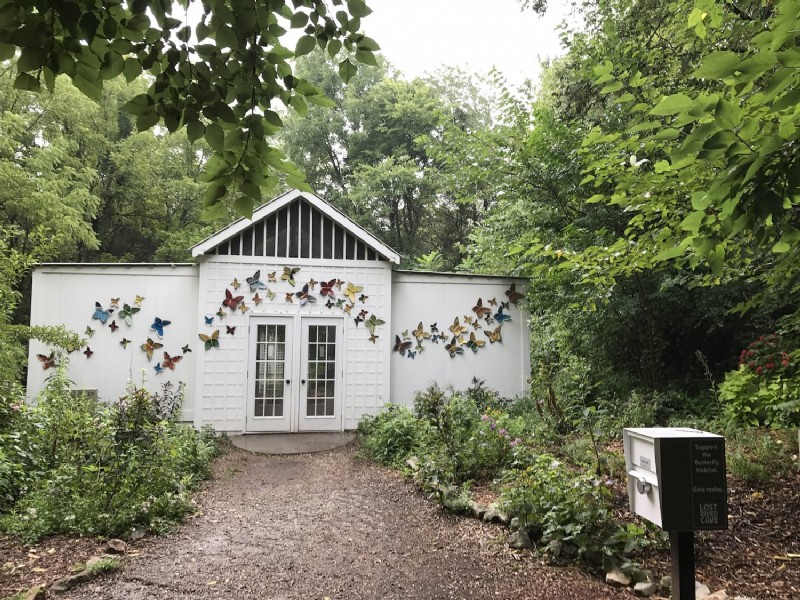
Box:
246;316;294;433
297;316;345;432
245;314;345;433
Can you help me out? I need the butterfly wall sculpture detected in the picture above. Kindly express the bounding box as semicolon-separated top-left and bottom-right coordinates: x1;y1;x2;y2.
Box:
151;317;172;338
393;335;412;356
120;338;132;349
199;330;220;350
223;289;244;310
281;266;300;286
226;325;236;335
162;352;183;370
366;314;385;336
109;320;119;333
92;302;113;324
37;351;56;370
85;326;95;338
295;284;316;306
392;283;521;361
344;282;363;303
118;303;140;326
320;279;336;298
141;338;164;361
246;270;267;292
83;347;94;358
505;283;525;304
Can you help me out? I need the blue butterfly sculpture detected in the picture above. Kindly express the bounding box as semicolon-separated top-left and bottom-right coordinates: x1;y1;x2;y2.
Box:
154;362;164;374
151;317;172;338
246;270;267;292
494;306;512;324
204;315;214;325
92;302;113;324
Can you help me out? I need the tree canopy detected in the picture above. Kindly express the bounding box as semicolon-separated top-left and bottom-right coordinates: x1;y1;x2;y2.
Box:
0;0;379;217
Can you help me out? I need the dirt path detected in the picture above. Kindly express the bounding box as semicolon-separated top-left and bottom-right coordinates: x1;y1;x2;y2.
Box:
67;445;634;600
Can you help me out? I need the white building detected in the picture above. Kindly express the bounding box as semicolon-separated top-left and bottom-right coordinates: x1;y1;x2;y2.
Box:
28;191;530;433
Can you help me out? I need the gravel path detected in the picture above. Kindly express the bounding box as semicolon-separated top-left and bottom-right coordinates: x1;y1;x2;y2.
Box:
68;445;634;600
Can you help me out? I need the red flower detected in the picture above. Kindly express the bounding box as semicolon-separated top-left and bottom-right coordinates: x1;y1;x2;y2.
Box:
756;366;763;375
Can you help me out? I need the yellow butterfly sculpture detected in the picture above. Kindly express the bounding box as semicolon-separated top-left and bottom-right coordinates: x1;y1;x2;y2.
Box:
344;282;363;303
134;295;145;306
141;338;164;361
412;322;431;342
485;327;502;343
449;317;468;336
466;332;486;353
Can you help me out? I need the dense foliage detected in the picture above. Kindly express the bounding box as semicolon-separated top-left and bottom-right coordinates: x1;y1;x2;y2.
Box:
359;384;798;572
0;365;218;541
358;384;647;571
0;0;380;217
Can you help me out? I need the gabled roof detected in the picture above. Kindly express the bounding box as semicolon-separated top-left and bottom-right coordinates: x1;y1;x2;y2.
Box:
190;190;400;263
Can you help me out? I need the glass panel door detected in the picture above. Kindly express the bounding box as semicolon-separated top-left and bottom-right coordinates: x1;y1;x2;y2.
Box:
299;318;342;431
247;318;292;431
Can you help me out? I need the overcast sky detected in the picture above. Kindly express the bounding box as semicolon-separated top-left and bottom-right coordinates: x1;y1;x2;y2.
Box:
362;0;570;87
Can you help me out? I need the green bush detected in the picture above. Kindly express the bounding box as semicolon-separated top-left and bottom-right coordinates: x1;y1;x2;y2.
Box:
500;453;644;569
357;404;426;467
0;365;218;542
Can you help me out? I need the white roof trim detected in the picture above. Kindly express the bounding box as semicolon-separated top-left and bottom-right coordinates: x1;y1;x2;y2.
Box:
190;190;400;264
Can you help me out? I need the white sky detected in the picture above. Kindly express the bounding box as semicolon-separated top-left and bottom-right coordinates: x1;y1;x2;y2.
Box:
363;0;570;87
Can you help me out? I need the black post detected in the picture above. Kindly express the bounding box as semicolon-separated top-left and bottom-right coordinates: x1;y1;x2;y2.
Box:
669;530;695;600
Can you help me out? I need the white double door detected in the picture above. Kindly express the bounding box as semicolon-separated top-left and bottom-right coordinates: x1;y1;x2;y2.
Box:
246;316;343;432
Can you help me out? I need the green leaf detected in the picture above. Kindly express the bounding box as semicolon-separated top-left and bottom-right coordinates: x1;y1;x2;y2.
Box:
654;245;686;262
0;44;15;60
692;51;740;79
772;239;791;253
680;211;705;232
204;123;225;152
100;52;124;80
214;102;237;123
346;0;373;18
338;59;357;82
187;121;205;143
17;47;46;72
289;95;308;117
355;49;379;67
203;183;227;206
290;12;308;28
773;88;800;112
714;99;742;130
136;111;160;131
295;35;317;57
123;57;142;82
123;94;154;116
327;39;342;58
13;72;40;92
600;80;623;94
651;93;694;116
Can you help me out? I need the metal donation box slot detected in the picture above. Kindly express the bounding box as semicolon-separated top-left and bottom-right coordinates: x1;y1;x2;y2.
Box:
623;427;727;531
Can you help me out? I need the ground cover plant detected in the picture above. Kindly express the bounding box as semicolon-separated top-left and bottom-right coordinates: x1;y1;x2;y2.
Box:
0;362;219;542
358;379;800;587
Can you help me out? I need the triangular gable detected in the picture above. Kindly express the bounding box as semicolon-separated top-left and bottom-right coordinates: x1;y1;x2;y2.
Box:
190;190;400;263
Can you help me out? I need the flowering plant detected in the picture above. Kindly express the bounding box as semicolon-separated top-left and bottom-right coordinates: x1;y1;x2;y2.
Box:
739;333;793;378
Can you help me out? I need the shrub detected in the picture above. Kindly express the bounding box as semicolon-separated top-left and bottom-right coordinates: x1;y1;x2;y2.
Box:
0;365;218;542
500;453;643;569
357;404;426;467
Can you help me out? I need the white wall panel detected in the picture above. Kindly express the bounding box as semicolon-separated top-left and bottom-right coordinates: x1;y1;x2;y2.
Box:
195;256;393;432
27;264;199;421
390;272;530;406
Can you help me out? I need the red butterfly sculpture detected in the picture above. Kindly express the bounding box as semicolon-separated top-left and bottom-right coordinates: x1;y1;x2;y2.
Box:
223;288;244;310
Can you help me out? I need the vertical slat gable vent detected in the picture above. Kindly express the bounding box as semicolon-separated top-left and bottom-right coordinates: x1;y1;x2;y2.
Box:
212;198;384;261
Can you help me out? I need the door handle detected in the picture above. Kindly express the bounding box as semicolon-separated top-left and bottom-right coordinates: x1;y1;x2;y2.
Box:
301;379;306;384
285;379;290;384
